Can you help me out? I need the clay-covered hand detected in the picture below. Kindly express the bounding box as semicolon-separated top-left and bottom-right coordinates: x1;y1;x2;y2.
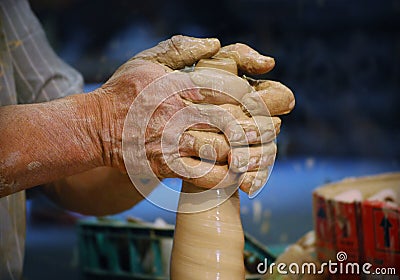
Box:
213;43;295;195
87;35;265;189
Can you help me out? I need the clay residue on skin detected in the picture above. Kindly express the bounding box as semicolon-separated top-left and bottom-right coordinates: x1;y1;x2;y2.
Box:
240;170;269;196
189;68;252;104
230;142;276;173
226;116;280;146
242;81;295;116
219;104;249;119
1;151;21;168
27;161;42;171
136;35;221;70
180;130;229;162
214;43;275;75
255;81;295;112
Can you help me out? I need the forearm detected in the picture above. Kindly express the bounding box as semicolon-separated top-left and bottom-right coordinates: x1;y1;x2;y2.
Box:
0;93;104;196
42;167;145;216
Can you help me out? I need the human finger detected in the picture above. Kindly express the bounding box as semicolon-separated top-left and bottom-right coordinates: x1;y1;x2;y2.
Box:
219;104;249;119
239;169;270;197
242;81;295;116
229;142;276;173
182;103;280;137
186;103;249;132
180;102;247;133
213;43;275;75
179;131;230;162
226;116;281;146
179;67;253;105
135;35;220;70
176;157;241;189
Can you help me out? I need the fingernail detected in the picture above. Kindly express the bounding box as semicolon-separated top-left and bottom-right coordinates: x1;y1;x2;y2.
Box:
228;123;246;142
237;165;248;173
208;38;220;47
249;156;258;167
253;179;263;189
248;179;263;198
246;131;258;142
262;156;273;166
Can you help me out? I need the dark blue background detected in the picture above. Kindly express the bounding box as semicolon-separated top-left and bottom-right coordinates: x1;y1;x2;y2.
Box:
31;0;400;158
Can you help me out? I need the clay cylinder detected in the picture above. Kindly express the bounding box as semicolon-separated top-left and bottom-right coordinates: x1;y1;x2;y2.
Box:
170;58;245;279
195;58;238;75
170;182;245;280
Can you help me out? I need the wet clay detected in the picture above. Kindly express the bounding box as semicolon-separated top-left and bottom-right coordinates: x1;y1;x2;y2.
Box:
170;183;245;280
170;58;245;279
196;58;238;76
213;43;275;75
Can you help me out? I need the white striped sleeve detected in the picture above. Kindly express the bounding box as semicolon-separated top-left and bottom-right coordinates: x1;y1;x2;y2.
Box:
1;0;83;104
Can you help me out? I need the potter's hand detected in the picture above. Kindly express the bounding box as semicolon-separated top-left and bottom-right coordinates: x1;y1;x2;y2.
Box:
89;35;216;171
214;43;295;196
89;35;263;189
214;43;295;115
159;43;294;195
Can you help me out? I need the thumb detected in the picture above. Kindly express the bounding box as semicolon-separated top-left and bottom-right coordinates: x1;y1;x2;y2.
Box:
214;43;275;75
135;35;220;70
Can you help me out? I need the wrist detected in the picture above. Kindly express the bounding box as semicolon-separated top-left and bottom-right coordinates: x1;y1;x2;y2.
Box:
0;94;106;194
62;92;106;168
84;88;126;171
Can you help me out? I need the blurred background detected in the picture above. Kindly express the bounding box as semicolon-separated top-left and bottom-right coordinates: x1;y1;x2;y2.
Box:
29;0;400;158
23;0;399;278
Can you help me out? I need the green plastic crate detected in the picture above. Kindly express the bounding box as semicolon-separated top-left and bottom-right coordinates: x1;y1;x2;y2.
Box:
78;218;276;279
